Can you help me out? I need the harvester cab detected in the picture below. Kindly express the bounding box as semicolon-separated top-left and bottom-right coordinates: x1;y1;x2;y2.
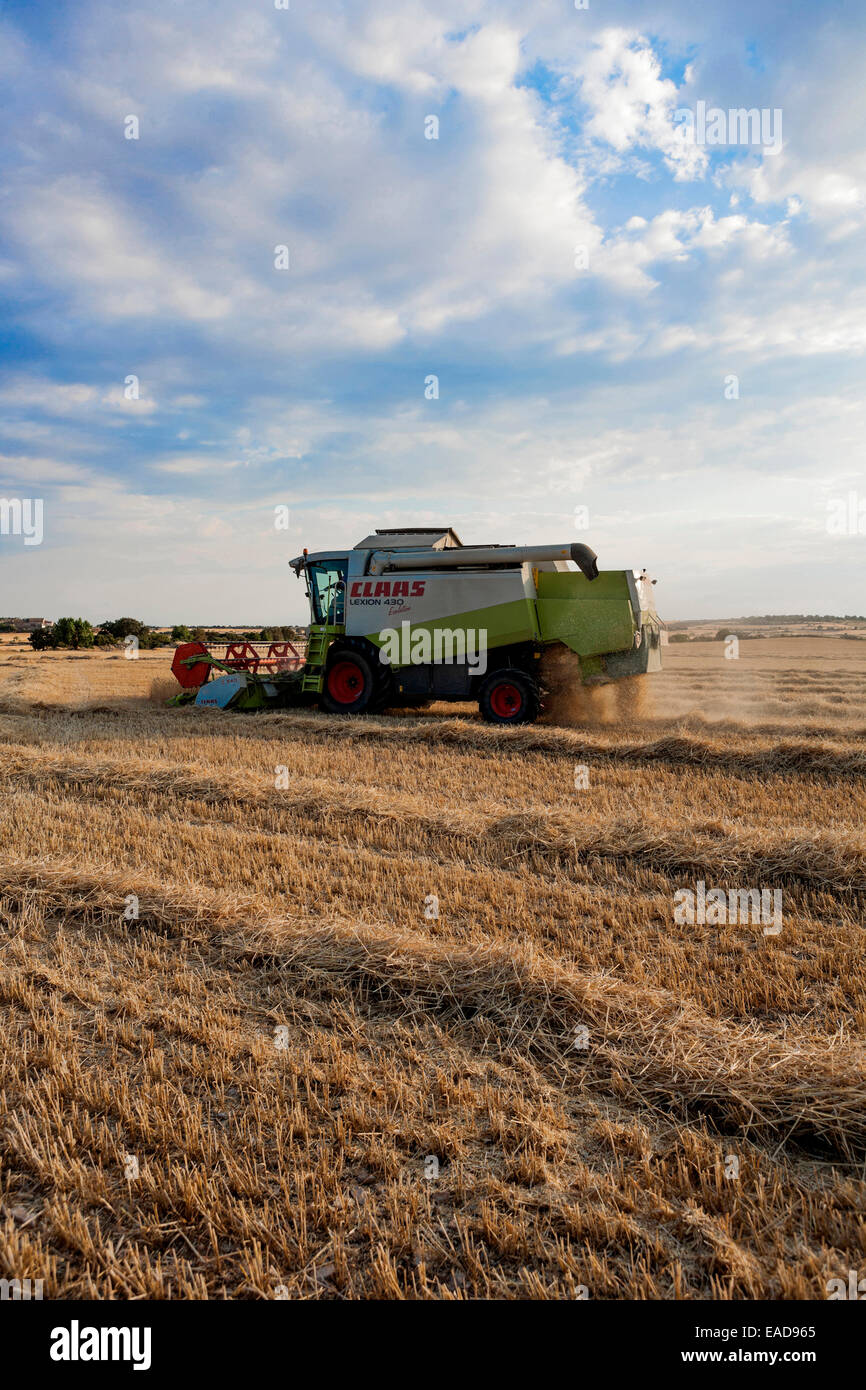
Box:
170;526;662;724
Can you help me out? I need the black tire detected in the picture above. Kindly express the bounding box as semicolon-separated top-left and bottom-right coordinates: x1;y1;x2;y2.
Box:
478;669;540;725
320;639;392;715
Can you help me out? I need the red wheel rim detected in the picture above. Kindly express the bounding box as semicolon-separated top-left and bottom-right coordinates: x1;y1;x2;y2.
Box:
327;659;365;705
490;681;522;718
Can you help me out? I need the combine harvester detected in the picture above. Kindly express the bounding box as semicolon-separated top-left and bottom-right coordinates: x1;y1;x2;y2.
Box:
170;527;662;724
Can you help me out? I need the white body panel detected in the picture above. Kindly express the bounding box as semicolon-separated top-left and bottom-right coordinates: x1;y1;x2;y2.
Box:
344;557;534;634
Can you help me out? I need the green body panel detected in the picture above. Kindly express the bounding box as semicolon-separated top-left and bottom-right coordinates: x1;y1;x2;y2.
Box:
578;654;605;679
362;597;540;663
232;680;270;711
600;637;662;679
535;570;635;657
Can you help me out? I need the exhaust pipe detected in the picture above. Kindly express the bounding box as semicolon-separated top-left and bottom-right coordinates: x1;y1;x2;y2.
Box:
369;542;599;581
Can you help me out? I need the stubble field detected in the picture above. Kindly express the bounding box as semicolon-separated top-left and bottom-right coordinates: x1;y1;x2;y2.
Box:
0;634;863;1299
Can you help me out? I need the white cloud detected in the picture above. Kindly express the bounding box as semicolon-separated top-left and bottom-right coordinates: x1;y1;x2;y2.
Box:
2;178;236;323
0;454;99;486
575;28;708;180
152;455;244;475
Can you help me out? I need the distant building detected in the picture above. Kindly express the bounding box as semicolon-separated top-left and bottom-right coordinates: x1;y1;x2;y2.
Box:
0;617;52;632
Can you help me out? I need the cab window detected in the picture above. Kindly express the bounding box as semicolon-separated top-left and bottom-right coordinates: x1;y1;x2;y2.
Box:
308;561;346;625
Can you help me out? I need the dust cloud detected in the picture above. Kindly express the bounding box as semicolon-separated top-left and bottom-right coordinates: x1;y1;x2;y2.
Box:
539;647;653;727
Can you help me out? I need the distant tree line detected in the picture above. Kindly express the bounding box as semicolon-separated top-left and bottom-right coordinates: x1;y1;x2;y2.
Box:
723;614;866;623
665;612;866;646
30;619;306;651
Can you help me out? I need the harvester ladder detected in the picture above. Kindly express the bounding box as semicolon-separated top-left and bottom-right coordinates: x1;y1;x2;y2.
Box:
301;626;332;693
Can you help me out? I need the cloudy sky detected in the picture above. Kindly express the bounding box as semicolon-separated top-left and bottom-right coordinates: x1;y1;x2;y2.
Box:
1;0;864;624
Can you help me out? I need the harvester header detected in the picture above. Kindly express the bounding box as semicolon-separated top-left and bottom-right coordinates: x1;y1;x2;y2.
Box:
171;526;662;724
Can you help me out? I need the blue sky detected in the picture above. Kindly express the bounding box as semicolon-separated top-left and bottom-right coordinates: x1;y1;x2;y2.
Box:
0;0;864;623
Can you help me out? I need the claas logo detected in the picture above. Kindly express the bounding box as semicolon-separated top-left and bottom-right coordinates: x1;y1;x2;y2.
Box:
350;580;426;598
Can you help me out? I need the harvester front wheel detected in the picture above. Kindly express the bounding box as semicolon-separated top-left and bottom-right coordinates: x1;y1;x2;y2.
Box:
321;655;373;713
320;643;384;714
478;669;540;725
